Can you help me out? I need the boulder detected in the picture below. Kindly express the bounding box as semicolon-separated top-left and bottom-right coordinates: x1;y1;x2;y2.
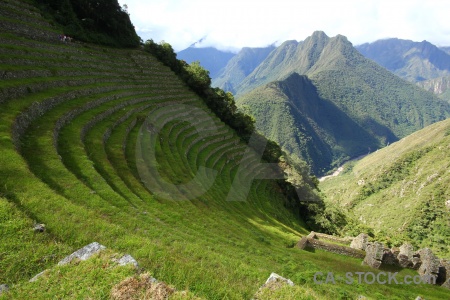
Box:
397;243;414;268
58;242;106;265
445;199;450;209
350;233;369;251
0;284;9;295
363;242;385;269
417;248;440;281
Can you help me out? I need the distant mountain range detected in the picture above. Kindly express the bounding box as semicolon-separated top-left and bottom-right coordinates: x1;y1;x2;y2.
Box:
356;38;450;82
177;46;235;78
179;33;450;175
356;38;450;102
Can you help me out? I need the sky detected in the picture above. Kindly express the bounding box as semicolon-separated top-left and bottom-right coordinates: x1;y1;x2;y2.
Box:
119;0;450;52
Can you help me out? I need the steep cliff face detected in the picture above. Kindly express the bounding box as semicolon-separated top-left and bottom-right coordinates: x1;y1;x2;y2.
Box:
417;75;450;102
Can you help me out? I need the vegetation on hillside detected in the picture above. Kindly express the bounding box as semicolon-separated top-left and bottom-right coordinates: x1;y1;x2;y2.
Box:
33;0;140;47
321;119;450;257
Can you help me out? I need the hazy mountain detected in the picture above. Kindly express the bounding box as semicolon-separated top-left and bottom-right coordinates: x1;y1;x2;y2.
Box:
356;38;450;82
177;46;235;78
441;46;450;55
212;45;275;94
235;32;450;174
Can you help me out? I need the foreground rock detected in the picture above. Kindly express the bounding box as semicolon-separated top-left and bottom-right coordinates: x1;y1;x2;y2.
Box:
439;259;450;289
417;248;440;281
30;242;139;283
397;243;415;268
253;273;294;299
363;242;385;269
0;284;9;296
33;223;46;232
58;242;106;265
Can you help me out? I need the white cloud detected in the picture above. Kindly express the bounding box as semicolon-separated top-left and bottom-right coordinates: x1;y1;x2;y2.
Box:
119;0;450;51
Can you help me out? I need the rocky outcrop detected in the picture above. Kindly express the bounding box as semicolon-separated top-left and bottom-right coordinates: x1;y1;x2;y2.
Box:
350;233;369;251
363;242;385;269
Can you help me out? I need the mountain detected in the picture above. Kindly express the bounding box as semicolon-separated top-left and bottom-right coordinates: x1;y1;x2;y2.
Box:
212;45;275;93
442;47;450;55
356;38;450;82
417;75;450;103
235;32;450;174
239;73;379;174
177;46;235;78
320;118;450;257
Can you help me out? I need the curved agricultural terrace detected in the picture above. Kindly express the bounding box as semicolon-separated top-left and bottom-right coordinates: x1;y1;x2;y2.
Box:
1;0;449;299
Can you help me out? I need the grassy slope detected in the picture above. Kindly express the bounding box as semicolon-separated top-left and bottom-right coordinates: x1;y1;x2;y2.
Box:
0;0;449;299
321;119;450;257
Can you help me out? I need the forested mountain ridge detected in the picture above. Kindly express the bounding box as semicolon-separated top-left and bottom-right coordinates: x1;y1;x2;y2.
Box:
239;73;380;174
235;32;450;174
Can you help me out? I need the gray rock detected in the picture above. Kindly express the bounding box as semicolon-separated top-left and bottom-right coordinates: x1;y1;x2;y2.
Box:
33;223;45;232
382;249;399;265
411;255;422;270
417;248;440;281
114;254;138;268
58;242;106;265
29;269;49;282
350;233;369;251
264;273;294;287
438;259;450;289
350;233;369;250
397;243;414;268
445;199;450;209
0;284;9;295
363;242;385;269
